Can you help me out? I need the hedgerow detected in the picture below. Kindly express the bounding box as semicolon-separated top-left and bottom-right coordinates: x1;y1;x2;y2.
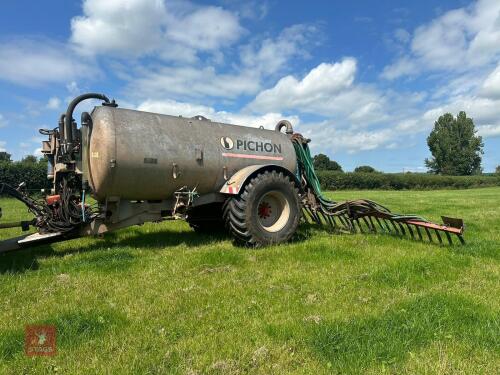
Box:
317;171;500;190
0;161;50;193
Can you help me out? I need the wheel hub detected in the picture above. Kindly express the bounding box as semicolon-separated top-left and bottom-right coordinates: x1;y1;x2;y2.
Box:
258;201;272;219
256;191;290;233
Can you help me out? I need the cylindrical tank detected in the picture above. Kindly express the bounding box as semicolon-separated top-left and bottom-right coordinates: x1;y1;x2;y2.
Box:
87;106;297;201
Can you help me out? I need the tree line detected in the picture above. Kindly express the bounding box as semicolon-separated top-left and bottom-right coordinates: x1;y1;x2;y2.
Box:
313;153;380;174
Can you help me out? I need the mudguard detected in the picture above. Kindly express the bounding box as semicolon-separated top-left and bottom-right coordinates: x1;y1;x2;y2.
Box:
220;164;299;195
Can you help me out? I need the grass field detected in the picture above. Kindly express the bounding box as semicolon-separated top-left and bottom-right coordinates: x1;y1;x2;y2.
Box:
0;188;498;374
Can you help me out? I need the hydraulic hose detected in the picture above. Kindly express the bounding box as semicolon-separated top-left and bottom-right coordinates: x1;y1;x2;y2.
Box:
63;93;115;154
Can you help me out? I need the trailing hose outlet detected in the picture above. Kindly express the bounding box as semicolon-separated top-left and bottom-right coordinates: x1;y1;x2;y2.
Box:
290;132;465;245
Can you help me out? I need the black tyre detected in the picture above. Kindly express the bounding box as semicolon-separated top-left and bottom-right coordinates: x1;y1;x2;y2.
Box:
224;170;301;246
186;203;226;233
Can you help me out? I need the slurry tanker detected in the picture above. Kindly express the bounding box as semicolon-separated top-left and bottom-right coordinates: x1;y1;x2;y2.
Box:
0;93;464;253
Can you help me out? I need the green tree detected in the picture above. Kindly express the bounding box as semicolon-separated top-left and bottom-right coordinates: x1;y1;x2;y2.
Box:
354;165;377;173
21;155;38;164
425;112;483;175
327;160;343;172
313;153;343;171
0;151;11;162
496;165;500;175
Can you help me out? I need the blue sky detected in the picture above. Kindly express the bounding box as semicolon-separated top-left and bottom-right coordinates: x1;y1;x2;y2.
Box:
0;0;499;172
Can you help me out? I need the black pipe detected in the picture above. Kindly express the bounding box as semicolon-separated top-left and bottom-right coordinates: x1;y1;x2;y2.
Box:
275;120;294;134
0;183;42;215
58;114;65;143
64;93;114;154
58;114;65;134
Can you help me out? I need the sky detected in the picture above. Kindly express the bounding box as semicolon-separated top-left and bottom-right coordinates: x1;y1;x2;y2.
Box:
0;0;499;172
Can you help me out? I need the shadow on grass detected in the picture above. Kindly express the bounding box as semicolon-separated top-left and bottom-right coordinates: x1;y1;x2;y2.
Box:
0;309;126;361
1;220;489;275
0;244;54;274
293;222;321;243
269;293;499;373
0;227;230;274
295;220;481;255
0;220;317;274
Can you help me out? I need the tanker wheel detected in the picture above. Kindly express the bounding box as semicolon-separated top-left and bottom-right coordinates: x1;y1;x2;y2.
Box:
224;170;301;246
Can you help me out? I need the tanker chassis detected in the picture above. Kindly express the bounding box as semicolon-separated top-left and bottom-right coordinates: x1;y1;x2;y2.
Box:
0;93;464;253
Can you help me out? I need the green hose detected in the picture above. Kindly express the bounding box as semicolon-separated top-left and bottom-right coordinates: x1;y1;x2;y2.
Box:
292;138;333;206
291;137;429;223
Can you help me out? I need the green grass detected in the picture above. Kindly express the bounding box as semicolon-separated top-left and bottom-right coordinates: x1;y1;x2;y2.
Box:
0;188;498;374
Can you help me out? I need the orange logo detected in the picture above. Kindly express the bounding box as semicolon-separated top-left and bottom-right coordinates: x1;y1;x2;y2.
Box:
25;325;56;356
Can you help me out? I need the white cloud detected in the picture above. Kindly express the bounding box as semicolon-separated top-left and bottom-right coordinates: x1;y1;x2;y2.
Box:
70;1;320;102
70;1;319;101
71;0;244;60
410;7;469;71
430;69;490;100
0;140;6;152
240;24;319;76
480;64;500;99
0;114;6;128
251;59;357;111
381;57;418;80
137;99;215;118
127;22;320;100
231;1;269;21
477;124;500;137
0;38;96;86
137;98;299;129
71;0;167;56
383;0;500;79
129;66;260;99
298;121;397;154
243;57;438;154
425;96;500;133
32;147;43;157
46;97;61;110
393;89;500;140
249;58;387;124
165;6;244;51
376;0;500;148
467;0;500;65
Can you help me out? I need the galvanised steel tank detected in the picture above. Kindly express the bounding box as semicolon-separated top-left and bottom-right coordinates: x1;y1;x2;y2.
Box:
87;106;297;201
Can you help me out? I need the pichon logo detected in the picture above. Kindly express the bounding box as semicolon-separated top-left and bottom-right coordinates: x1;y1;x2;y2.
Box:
220;136;234;150
220;136;282;154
